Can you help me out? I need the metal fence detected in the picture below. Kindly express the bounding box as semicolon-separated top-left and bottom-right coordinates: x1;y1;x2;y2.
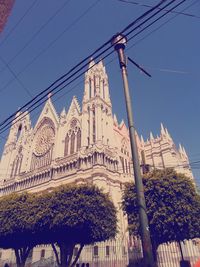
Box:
1;239;200;267
129;239;200;267
156;240;200;267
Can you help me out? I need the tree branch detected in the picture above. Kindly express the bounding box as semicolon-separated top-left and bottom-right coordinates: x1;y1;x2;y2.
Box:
19;248;23;260
23;246;32;262
14;248;20;266
71;244;84;267
66;244;74;267
52;243;61;266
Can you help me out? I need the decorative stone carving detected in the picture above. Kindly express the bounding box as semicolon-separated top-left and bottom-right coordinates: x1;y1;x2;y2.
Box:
34;125;55;156
70;119;77;129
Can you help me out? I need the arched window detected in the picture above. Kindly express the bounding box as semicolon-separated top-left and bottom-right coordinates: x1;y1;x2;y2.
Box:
64;134;69;156
10;162;15;177
89;79;92;98
14;158;19;176
16;124;22;140
125;158;128;173
93;246;98;257
102;79;105;99
77;128;81;151
40;249;45;259
106;246;110;256
120;156;125;173
18;156;23;174
92;108;95;143
11;154;23;177
70;131;75;154
93;75;96;96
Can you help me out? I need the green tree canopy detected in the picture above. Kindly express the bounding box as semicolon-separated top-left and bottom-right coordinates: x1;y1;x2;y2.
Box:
0;192;37;267
122;169;200;250
0;184;117;267
30;184;117;267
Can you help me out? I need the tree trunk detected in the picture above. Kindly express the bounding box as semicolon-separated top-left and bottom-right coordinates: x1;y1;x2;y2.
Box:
57;242;75;267
52;242;83;267
52;243;61;266
60;243;68;267
151;240;158;267
15;249;25;267
178;241;184;261
71;244;84;267
55;242;75;267
14;246;32;267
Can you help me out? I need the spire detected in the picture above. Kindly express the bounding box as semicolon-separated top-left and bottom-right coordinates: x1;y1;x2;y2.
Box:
83;59;111;103
150;132;154;140
98;59;104;69
179;143;183;154
60;108;66;118
88;57;95;69
119;119;125;129
135;130;141;146
140;135;145;146
161;123;166;135
113;114;118;126
165;127;171;139
182;146;188;159
48;92;52;99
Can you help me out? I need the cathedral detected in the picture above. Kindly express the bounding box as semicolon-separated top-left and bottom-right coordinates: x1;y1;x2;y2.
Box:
0;60;194;265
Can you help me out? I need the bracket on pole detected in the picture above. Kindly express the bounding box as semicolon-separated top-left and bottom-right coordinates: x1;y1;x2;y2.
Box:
128;56;152;78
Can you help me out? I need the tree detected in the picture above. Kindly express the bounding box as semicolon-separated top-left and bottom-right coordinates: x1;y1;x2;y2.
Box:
0;192;37;267
0;184;117;267
34;184;117;267
122;168;200;261
197;185;200;195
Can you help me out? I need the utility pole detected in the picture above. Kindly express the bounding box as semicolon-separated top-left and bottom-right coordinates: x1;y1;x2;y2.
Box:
111;33;155;267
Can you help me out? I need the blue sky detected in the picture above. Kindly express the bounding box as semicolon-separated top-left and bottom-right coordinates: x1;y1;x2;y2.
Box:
0;0;199;185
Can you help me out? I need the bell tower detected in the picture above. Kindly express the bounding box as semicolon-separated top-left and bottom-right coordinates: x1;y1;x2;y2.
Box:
0;111;31;181
82;60;115;148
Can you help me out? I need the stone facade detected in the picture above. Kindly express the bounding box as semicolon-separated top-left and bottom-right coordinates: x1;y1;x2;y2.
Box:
0;60;193;264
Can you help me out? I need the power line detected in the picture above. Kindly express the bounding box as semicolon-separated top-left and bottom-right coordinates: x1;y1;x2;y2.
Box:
0;56;33;97
127;0;187;43
0;0;177;129
0;0;169;129
0;0;38;47
0;0;72;75
0;0;101;95
116;0;200;19
127;0;199;50
0;0;187;135
0;53;118;149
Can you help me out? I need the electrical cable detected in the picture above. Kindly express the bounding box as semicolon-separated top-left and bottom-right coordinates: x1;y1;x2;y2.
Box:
0;0;186;102
0;0;188;134
117;0;200;19
127;0;186;42
0;0;185;137
128;0;199;50
0;56;33;97
0;0;72;74
0;0;101;96
0;0;176;130
0;0;38;47
0;0;167;98
0;52;115;135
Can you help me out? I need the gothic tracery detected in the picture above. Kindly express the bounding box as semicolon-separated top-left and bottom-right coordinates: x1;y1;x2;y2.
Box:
64;119;81;156
31;120;55;170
